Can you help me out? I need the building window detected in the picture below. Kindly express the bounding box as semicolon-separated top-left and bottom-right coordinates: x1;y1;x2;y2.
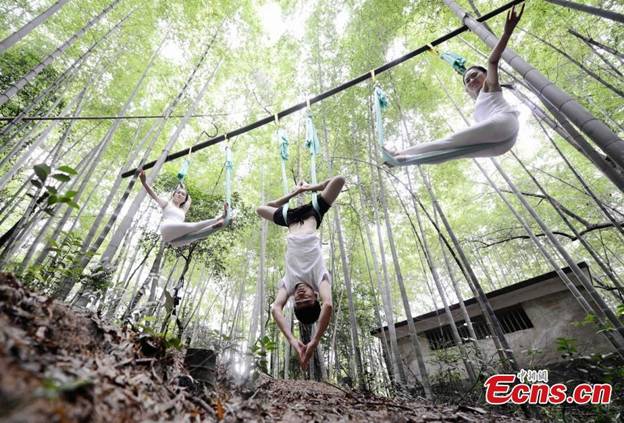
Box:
424;305;533;351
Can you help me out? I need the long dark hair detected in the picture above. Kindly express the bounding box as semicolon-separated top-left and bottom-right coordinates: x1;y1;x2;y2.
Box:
463;65;514;89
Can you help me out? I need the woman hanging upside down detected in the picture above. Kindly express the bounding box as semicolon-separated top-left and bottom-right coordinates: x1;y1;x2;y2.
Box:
139;168;227;248
256;175;345;368
383;4;524;166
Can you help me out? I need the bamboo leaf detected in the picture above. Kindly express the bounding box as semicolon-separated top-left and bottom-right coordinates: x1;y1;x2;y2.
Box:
51;173;71;182
57;165;78;175
33;164;51;182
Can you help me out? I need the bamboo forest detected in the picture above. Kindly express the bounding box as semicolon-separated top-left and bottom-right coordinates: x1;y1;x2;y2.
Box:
1;0;623;421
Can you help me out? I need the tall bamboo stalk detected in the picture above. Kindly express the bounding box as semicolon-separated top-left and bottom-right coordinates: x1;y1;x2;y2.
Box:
545;0;624;24
520;28;623;98
0;0;124;107
510;151;624;294
333;204;367;390
369;136;433;398
367;157;408;384
0;0;71;53
0;8;133;143
568;29;624;61
49;47;163;299
353;175;397;383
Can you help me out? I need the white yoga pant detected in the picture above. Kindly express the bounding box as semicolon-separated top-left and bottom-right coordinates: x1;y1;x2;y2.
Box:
160;217;220;246
400;112;519;163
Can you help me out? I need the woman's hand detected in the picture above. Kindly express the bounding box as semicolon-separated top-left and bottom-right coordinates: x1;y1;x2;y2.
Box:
292;181;305;195
301;338;319;369
504;3;524;35
294;181;313;194
290;338;307;364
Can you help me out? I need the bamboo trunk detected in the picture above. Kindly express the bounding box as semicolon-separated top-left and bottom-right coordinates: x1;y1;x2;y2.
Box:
568;29;624;61
0;0;71;53
49;46;161;299
510;151;624;295
0;0;124;107
352;180;395;383
545;0;624;24
371;141;432;398
121;242;165;321
0;8;132;143
333;205;367;390
521;28;623;98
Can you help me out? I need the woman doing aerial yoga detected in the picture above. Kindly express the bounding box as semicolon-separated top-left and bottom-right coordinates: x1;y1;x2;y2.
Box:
383;4;524;166
256;174;345;368
139;169;228;248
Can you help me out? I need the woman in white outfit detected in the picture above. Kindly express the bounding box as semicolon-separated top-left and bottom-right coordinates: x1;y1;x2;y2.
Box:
383;4;524;165
139;169;227;248
256;175;345;368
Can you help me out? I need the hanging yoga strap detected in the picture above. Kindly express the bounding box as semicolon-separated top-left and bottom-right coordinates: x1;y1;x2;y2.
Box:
440;51;467;75
277;127;290;223
177;146;192;182
373;84;389;147
305;110;320;215
224;145;233;224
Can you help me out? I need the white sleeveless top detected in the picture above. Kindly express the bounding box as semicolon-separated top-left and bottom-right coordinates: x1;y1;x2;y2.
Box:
279;233;330;296
473;90;518;123
162;202;185;222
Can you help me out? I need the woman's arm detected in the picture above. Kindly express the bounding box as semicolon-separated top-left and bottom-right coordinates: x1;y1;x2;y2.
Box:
271;288;306;364
138;169;168;209
486;3;524;91
302;175;345;205
266;186;303;208
256;187;300;221
301;280;333;368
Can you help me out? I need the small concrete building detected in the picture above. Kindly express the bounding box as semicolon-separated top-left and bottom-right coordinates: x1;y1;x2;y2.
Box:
372;263;617;381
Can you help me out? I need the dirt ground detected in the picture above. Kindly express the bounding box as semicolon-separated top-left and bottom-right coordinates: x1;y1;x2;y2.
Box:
0;273;532;422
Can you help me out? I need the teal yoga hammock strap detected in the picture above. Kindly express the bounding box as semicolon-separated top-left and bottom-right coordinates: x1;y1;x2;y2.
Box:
177;146;193;182
305;110;320;214
277;127;290;223
224;145;233;224
373;84;389;147
440;51;467;75
177;159;190;182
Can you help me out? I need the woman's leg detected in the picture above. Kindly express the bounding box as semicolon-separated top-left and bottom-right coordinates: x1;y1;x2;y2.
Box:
162;217;222;241
395;114;518;158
